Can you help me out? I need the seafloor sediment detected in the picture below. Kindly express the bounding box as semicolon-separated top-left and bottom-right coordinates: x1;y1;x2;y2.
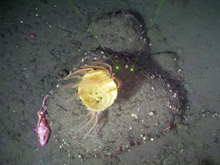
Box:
47;48;187;158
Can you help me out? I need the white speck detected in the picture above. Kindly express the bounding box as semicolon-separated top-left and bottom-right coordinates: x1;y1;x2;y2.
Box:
150;138;154;141
20;21;23;23
131;113;138;119
36;14;38;17
56;84;59;88
129;126;132;130
149;111;154;116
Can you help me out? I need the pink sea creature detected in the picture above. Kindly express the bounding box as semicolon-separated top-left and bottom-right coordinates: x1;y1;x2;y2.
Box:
29;33;37;38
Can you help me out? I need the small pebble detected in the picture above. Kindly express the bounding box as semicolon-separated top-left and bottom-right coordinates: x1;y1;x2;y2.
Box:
149;111;154;116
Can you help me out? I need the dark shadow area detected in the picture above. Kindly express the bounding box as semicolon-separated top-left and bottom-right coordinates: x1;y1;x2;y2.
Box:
95;48;188;118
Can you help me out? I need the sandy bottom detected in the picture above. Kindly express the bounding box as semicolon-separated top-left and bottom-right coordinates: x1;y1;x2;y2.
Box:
0;0;220;164
47;49;185;159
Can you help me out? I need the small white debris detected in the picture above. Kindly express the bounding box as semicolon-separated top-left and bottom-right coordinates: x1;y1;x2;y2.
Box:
149;111;154;116
125;64;128;69
151;86;155;90
131;113;138;119
143;136;146;140
100;51;104;54
56;84;59;88
129;126;133;130
151;75;155;79
150;138;154;141
78;154;82;158
81;58;84;62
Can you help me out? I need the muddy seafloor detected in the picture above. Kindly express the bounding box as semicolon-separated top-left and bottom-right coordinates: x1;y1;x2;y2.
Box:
44;12;187;161
1;0;220;164
47;48;186;159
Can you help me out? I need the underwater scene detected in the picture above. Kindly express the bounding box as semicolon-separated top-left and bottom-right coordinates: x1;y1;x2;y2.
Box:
0;0;220;164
